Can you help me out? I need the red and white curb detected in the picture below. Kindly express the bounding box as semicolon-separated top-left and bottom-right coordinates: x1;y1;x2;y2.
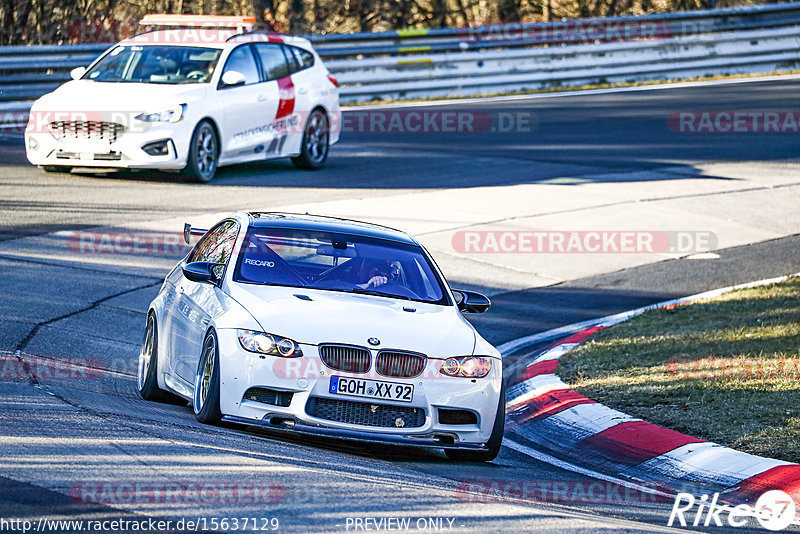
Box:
500;273;800;507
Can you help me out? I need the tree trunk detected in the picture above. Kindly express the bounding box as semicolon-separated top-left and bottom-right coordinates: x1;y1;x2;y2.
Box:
289;0;307;33
432;0;447;27
498;0;520;22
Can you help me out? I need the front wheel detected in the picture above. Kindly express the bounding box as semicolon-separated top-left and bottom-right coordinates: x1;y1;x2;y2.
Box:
445;382;505;462
183;121;219;183
291;108;329;170
193;330;223;424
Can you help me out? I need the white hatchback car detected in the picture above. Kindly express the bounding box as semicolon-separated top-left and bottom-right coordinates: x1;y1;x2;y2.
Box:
25;16;339;182
138;212;505;461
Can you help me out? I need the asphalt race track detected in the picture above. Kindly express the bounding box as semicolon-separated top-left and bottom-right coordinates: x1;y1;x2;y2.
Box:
1;78;799;533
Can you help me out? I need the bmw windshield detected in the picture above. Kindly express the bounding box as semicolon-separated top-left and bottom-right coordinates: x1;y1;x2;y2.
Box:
233;229;450;305
84;45;222;84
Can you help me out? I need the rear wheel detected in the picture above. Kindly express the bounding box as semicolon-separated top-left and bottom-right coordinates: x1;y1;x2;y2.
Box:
291;108;329;170
183;121;218;183
445;382;505;462
193;330;223;424
137;314;182;403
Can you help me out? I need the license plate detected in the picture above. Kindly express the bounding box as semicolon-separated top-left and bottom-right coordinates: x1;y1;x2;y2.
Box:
62;140;111;155
329;376;414;403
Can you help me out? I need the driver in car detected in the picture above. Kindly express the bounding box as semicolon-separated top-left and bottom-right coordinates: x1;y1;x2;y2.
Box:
356;260;399;290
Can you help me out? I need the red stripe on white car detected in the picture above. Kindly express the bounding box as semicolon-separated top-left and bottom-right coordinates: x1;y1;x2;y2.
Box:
276;76;295;120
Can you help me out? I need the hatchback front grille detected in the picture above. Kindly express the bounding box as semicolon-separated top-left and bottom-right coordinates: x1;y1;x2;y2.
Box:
306;397;425;428
318;344;371;374
49;121;125;143
376;350;427;378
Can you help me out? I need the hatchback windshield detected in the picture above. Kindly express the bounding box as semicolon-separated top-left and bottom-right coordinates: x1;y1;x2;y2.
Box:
85;45;222;84
233;229;449;305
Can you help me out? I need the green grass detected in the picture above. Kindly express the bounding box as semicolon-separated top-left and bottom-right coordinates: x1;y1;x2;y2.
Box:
558;277;800;462
343;70;800;106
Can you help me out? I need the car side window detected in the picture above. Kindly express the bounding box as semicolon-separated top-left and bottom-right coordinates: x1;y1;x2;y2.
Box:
281;46;300;74
189;221;239;265
254;43;289;81
290;46;314;71
221;46;260;86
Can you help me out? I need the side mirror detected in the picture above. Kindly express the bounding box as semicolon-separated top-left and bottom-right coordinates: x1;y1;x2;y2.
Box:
70;66;87;80
183;261;223;284
220;70;247;88
453;289;491;313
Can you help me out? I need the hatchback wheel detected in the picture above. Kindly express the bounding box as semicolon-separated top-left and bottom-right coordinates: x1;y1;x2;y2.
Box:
292;108;329;170
184;121;218;183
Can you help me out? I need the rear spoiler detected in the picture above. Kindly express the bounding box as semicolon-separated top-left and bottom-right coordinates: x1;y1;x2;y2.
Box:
183;223;208;244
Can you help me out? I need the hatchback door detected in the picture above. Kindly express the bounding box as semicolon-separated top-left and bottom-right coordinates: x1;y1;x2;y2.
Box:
252;42;295;157
276;44;319;156
217;44;278;160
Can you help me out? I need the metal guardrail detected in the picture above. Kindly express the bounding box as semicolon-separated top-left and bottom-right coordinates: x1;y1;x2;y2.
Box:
1;2;799;114
331;25;800;101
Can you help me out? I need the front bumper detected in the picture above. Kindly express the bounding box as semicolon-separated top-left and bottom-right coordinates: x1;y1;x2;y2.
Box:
25;120;193;170
222;416;490;450
216;329;502;448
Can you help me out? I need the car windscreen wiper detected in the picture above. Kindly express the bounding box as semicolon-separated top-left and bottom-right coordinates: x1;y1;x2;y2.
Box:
345;288;411;301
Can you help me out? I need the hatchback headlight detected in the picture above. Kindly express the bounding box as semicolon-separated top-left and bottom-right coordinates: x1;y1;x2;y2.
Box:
135;104;186;123
237;329;302;358
440;356;492;378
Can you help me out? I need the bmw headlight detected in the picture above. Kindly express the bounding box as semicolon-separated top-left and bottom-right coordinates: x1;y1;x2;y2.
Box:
135;104;186;123
440;356;492;378
237;329;302;358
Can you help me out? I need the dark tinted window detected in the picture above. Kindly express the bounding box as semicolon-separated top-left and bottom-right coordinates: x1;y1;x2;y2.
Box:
222;46;259;85
290;46;314;70
85;46;222;84
234;229;449;305
254;43;289;81
282;46;300;74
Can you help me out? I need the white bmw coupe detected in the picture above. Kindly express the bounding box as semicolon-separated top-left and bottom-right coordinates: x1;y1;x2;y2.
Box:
138;212;505;461
25;15;339;182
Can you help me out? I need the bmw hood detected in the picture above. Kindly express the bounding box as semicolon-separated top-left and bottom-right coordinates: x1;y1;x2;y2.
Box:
228;284;477;358
31;80;206;115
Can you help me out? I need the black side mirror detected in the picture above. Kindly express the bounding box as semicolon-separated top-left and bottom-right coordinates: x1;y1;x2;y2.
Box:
453;289;491;313
183;261;222;284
